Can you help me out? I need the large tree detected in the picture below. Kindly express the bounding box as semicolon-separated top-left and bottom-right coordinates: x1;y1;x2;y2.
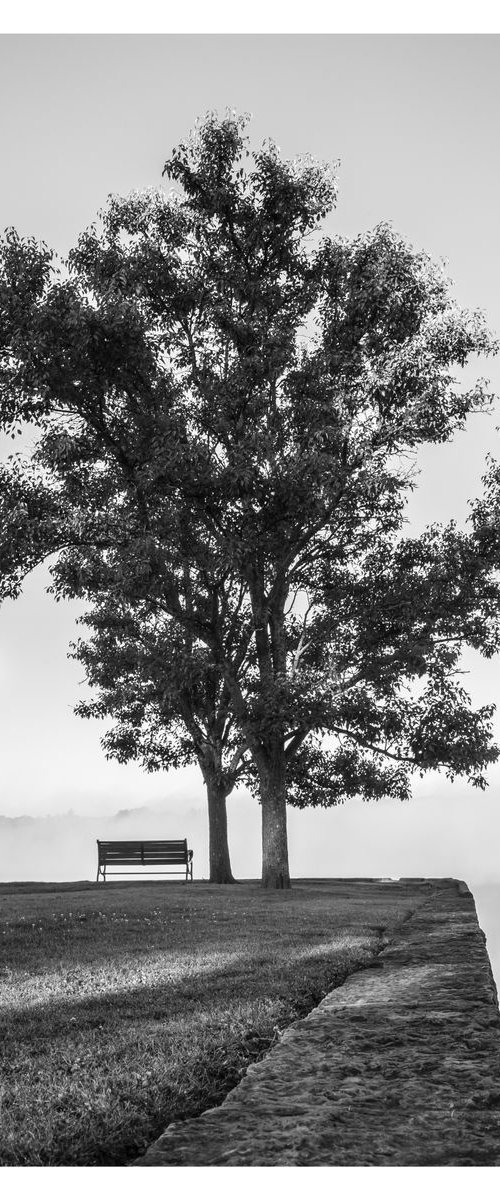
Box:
1;112;499;887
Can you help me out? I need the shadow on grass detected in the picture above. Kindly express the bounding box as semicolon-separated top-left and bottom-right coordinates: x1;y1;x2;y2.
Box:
0;939;381;1166
1;937;374;1033
0;879;395;980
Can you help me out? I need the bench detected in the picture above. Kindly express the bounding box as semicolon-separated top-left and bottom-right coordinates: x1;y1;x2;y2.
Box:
96;839;193;883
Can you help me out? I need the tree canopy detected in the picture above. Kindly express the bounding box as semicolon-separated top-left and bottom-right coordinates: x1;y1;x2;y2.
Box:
1;111;499;887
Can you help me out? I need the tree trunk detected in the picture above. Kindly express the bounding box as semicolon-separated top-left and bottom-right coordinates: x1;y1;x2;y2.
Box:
258;747;291;889
204;770;235;884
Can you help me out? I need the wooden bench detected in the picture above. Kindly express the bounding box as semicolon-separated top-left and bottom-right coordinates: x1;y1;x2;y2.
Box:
96;839;193;883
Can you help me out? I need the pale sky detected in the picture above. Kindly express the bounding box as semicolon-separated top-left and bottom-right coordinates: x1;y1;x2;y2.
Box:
1;35;500;886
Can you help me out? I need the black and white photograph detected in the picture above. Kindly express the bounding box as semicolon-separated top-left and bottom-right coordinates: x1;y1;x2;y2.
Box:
1;6;500;1185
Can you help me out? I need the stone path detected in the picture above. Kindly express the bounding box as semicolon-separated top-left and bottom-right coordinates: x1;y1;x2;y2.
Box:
134;879;500;1167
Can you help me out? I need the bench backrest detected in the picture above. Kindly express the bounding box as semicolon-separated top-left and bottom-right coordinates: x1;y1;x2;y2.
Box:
97;839;189;866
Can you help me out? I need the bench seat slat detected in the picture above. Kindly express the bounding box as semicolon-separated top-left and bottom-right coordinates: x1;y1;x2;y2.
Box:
100;852;189;859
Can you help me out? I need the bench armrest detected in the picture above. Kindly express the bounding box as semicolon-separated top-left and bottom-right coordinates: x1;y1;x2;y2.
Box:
188;849;193;861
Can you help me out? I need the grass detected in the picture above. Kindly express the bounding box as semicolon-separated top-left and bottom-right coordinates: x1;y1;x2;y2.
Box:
0;877;414;1166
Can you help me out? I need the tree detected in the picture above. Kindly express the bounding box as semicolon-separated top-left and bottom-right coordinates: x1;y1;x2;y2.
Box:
1;111;499;887
72;593;256;885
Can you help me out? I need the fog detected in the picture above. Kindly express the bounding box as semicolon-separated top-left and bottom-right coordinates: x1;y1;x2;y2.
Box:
3;777;500;884
1;785;499;993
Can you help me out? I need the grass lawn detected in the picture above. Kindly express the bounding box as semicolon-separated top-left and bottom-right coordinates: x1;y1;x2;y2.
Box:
0;878;415;1166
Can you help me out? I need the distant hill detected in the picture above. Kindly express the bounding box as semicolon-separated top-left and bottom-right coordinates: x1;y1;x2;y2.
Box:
114;806;154;820
0;806;157;826
0;813;37;827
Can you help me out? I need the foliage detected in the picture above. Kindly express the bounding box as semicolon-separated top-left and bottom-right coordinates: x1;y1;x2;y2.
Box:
73;594;254;791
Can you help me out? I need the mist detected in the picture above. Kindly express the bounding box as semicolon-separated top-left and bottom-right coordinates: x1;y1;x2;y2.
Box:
2;777;500;883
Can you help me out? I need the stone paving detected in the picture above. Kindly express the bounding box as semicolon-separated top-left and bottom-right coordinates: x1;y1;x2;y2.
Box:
134;879;500;1167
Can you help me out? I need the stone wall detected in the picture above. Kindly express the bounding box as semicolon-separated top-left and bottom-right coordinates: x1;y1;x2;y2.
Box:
135;879;500;1167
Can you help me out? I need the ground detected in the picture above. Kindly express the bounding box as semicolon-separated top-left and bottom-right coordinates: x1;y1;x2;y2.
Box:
0;877;414;1166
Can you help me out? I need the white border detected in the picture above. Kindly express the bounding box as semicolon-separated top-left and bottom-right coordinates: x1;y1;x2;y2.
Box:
0;3;499;35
